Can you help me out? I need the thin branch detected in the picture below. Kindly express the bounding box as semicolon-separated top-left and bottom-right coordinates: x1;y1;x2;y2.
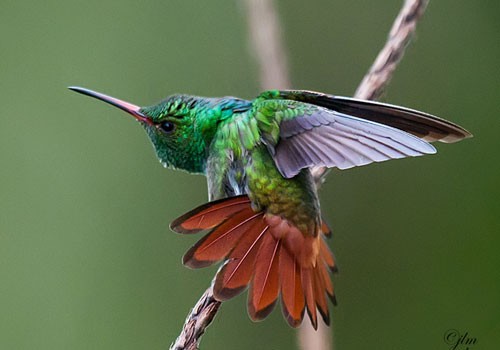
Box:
355;0;430;100
312;0;430;180
170;282;220;350
170;1;430;349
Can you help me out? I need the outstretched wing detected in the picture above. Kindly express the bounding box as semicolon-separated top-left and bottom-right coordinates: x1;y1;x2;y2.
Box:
275;107;437;178
252;95;439;178
267;90;473;143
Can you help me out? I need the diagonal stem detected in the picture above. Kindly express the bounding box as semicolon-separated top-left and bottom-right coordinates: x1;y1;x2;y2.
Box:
354;0;430;100
170;282;220;350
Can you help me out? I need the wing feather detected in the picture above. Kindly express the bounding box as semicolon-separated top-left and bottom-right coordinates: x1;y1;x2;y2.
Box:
272;90;472;143
274;109;437;178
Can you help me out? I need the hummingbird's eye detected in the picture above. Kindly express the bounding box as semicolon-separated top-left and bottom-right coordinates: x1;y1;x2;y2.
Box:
159;121;175;133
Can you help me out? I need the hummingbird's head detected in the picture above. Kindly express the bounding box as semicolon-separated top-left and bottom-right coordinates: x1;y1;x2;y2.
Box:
69;87;212;174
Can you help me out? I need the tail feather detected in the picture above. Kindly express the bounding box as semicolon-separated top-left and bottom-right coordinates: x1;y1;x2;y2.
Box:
248;234;281;320
320;237;337;272
321;219;332;237
214;218;267;300
313;267;330;325
170;195;251;233
170;195;336;328
182;207;258;268
279;247;305;327
319;259;335;303
302;267;318;329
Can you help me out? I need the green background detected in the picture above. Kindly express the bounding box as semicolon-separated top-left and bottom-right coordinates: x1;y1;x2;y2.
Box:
1;0;498;349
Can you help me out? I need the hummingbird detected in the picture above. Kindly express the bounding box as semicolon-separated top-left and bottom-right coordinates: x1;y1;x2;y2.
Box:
69;86;471;329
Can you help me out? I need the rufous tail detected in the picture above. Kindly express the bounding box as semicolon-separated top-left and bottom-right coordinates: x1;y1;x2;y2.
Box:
170;195;337;329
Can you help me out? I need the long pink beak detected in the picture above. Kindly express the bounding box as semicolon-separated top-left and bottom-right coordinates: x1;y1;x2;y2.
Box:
69;86;151;124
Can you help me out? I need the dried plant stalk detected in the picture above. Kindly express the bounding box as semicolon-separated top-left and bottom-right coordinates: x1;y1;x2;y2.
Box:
170;285;220;350
355;0;430;100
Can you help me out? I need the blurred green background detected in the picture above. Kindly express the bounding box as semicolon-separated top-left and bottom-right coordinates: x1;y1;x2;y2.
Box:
1;0;499;349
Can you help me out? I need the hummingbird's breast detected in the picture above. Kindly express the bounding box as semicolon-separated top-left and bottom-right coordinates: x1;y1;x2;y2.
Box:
206;112;321;236
244;147;321;235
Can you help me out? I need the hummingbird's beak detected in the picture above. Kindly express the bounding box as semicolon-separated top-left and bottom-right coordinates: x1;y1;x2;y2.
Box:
68;86;151;124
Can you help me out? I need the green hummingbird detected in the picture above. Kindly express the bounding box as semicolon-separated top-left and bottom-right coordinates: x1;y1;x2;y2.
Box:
69;86;471;329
